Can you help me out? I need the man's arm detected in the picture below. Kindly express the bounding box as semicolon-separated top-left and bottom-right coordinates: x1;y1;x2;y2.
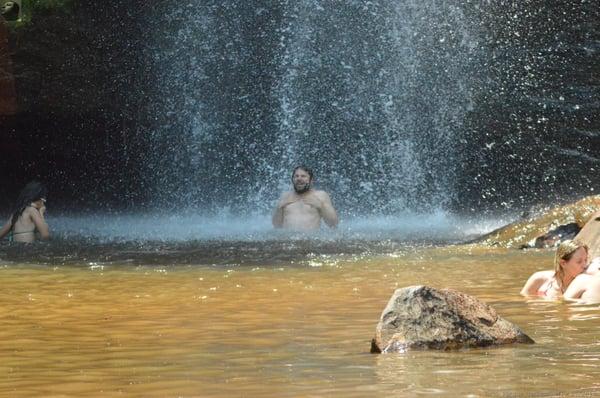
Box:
317;192;338;228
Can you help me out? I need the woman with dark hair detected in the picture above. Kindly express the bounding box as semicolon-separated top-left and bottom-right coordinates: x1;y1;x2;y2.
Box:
0;181;50;242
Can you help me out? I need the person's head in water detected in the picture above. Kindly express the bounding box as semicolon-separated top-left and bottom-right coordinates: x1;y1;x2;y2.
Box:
554;239;589;291
291;166;313;194
11;181;47;225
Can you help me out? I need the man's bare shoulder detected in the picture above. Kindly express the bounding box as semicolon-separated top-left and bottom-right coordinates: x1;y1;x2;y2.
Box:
280;191;296;200
312;190;332;200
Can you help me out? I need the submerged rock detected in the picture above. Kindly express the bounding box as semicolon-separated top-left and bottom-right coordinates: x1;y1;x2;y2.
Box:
371;286;534;353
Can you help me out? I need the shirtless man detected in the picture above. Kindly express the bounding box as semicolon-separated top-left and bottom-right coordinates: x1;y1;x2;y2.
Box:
272;166;338;231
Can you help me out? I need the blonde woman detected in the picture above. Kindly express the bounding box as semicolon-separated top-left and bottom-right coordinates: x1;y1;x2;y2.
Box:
521;240;600;301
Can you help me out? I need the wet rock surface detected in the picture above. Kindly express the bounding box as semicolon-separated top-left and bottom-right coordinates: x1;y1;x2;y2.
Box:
475;195;600;250
371;285;534;353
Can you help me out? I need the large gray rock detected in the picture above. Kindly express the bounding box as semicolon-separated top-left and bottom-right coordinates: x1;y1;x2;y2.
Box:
371;286;534;353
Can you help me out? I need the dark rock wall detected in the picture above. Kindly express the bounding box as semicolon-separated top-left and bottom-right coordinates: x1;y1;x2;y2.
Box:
0;3;151;210
0;17;17;116
456;1;600;212
0;1;598;213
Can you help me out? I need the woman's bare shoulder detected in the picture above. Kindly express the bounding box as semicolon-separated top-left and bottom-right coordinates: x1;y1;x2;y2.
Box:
530;270;554;279
21;206;37;217
521;270;553;295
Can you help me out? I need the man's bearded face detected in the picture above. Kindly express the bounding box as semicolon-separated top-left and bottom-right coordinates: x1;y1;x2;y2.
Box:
292;170;312;194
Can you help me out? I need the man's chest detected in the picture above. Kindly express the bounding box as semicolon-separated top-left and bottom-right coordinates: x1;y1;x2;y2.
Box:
285;200;319;216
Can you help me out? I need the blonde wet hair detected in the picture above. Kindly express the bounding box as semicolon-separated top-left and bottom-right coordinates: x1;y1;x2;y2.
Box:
554;239;589;292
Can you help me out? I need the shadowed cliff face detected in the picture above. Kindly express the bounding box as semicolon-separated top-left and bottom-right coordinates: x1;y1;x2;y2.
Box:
0;16;17;116
456;1;600;212
0;1;598;214
0;3;151;211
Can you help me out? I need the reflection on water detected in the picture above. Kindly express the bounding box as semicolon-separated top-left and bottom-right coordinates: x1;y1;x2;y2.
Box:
2;246;600;396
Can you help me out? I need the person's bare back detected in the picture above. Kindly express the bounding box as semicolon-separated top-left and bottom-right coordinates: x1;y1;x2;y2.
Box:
13;206;49;243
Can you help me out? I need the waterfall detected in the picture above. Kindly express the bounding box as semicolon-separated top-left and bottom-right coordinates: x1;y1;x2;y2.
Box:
270;1;481;214
143;1;482;215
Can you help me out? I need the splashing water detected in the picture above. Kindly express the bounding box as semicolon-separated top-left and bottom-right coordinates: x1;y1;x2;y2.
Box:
47;211;503;243
141;1;482;216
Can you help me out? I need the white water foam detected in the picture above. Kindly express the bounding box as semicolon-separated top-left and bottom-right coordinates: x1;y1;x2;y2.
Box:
48;210;508;243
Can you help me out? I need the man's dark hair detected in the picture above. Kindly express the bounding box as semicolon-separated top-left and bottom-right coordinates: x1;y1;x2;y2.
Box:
291;165;313;181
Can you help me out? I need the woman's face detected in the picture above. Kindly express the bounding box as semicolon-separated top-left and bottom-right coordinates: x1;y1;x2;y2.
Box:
561;247;588;277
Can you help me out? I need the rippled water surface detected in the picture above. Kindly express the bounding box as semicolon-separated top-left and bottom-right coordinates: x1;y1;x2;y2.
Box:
2;241;600;397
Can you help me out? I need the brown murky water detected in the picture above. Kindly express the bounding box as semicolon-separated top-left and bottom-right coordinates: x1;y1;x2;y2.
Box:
1;245;600;397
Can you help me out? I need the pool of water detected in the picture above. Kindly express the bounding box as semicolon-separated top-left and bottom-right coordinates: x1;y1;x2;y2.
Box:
1;242;599;397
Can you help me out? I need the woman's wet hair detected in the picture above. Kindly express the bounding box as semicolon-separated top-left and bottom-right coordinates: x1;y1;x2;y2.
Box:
291;165;313;181
554;239;588;291
11;181;47;225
